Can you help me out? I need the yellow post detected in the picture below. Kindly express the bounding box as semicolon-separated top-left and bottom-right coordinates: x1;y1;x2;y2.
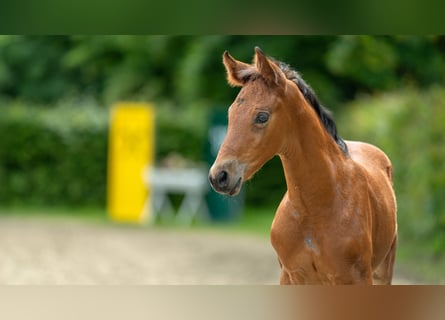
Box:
107;102;155;223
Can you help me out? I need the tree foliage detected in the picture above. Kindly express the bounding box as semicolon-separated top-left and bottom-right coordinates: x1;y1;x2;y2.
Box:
0;36;444;226
1;35;444;108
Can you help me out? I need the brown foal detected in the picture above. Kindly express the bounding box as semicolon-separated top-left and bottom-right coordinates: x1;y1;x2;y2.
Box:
208;47;397;285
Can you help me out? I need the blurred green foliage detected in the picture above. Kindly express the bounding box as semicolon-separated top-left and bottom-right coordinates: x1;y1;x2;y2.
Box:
0;36;444;254
0;101;108;205
0;100;207;206
155;101;207;162
1;0;444;34
1;36;444;108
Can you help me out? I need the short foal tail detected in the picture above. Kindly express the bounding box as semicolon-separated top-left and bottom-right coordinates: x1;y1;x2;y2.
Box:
386;163;394;185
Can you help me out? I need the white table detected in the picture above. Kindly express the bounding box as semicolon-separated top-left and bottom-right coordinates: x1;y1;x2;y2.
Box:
144;167;210;224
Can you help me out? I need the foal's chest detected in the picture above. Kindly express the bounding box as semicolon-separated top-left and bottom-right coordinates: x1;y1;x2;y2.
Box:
270;205;340;284
274;234;341;284
271;214;368;284
280;236;324;283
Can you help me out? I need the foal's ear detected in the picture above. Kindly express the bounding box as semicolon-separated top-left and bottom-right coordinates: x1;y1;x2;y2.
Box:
223;51;251;87
254;47;285;87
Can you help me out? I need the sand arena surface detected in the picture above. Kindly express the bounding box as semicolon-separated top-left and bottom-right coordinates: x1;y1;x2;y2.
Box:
0;216;414;285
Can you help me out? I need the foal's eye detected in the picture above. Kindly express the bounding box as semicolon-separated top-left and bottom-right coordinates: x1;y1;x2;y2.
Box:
255;112;270;124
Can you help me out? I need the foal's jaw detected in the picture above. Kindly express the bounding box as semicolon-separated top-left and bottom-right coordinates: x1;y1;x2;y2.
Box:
208;160;246;196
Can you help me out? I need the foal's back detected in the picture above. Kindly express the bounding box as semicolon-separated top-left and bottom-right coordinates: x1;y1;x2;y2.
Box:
345;140;397;273
346;141;394;183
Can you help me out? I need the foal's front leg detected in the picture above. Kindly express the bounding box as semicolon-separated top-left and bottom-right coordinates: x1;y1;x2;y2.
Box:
335;259;374;285
280;269;292;284
277;258;292;284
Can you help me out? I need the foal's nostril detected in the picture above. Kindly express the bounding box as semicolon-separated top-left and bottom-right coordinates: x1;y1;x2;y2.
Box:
216;170;229;188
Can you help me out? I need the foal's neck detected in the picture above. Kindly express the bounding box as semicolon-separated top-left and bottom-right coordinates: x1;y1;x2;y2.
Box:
279;98;347;217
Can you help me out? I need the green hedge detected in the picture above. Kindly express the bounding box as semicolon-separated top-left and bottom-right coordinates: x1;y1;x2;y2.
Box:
154;102;207;163
0;101;209;207
0;102;109;206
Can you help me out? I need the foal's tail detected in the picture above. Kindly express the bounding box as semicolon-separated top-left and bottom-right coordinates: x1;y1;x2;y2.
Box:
372;143;394;185
386;163;394;185
374;145;394;186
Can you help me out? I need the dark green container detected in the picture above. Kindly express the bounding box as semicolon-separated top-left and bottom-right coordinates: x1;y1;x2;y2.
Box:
204;109;244;222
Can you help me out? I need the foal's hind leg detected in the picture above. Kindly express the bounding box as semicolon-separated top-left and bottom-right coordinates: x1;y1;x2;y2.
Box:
373;235;397;285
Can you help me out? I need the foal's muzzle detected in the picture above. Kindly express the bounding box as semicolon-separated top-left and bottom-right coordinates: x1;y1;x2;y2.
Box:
208;160;245;196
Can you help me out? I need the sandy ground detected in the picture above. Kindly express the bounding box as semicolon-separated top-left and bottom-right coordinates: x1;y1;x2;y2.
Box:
0;215;418;285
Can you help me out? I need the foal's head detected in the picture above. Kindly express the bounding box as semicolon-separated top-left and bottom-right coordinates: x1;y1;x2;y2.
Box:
209;47;297;196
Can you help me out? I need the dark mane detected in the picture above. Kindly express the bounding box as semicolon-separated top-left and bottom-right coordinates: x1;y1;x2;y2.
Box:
276;60;349;156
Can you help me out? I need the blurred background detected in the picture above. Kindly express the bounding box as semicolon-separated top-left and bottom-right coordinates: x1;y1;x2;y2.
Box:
0;35;444;284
